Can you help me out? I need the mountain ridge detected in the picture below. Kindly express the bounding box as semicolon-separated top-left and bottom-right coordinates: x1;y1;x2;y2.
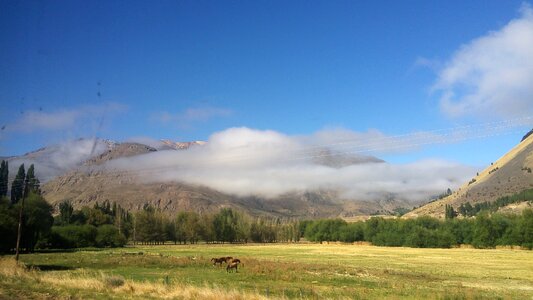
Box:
405;132;533;218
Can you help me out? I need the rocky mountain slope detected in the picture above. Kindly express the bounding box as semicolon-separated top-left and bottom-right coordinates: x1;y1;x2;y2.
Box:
84;143;157;166
405;132;533;218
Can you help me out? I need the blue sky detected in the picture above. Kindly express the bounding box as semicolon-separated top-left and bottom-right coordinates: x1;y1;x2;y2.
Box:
1;0;532;167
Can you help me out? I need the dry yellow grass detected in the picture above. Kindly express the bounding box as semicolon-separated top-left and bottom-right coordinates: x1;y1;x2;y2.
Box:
3;244;533;299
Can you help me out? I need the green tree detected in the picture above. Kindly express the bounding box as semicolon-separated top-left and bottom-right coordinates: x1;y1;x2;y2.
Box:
363;217;385;241
11;164;25;204
174;211;189;244
82;207;113;226
0;196;17;253
134;205;167;244
201;214;217;243
24;164;40;195
18;192;54;251
445;204;457;219
213;208;239;243
515;209;533;249
57;200;74;225
472;213;496;248
339;222;364;243
0;160;8;197
185;212;203;244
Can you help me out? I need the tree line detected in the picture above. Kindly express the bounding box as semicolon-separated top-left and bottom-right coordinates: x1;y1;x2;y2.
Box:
132;204;300;245
32;201;300;249
1;160;531;252
300;210;533;249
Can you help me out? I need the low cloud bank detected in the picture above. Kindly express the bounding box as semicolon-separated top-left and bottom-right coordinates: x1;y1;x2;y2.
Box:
107;127;476;202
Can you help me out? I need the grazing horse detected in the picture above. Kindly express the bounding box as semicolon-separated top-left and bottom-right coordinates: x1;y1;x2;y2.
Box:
226;261;239;273
211;257;225;266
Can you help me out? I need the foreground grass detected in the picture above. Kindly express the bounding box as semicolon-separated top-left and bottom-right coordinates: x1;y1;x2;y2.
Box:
1;244;532;299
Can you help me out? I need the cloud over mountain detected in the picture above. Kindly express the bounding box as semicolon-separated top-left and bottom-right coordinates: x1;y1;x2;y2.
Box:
105;127;475;202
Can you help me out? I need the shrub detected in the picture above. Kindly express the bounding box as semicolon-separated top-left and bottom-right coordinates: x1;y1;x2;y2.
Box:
103;275;125;287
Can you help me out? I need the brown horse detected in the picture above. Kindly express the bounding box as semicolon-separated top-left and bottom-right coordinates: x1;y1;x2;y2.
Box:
226;261;239;273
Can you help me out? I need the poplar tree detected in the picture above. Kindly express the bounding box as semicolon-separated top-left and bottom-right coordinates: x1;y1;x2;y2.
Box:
11;164;25;204
0;160;8;197
445;204;457;219
25;164;40;195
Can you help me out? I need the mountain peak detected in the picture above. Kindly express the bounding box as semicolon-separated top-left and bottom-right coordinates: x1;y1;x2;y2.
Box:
159;140;206;150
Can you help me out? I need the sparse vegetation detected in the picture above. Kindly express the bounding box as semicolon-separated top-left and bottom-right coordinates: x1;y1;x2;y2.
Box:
458;188;533;217
488;167;499;174
392;207;411;216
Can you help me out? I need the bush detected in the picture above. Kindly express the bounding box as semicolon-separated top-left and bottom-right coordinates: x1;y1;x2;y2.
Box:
103;275;125;287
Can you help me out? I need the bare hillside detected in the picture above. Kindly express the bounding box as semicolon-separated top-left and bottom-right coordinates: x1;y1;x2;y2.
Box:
405;133;533;218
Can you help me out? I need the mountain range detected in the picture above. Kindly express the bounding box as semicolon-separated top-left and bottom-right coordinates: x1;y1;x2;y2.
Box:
3;130;532;219
4;138;405;218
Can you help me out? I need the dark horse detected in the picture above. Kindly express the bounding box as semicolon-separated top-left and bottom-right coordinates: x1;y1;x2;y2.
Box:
211;257;226;266
212;256;234;266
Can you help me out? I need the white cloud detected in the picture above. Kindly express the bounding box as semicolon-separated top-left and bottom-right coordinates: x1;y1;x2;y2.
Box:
155;106;233;128
433;3;533;118
8;138;110;182
105;127;476;202
11;110;80;132
7;102;127;133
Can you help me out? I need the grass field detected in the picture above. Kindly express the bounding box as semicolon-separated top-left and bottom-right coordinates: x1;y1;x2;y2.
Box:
1;243;532;299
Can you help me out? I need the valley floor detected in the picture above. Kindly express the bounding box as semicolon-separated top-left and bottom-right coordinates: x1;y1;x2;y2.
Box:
1;243;532;299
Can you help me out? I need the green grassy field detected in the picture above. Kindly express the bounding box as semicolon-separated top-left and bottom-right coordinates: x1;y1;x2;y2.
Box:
1;243;532;299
